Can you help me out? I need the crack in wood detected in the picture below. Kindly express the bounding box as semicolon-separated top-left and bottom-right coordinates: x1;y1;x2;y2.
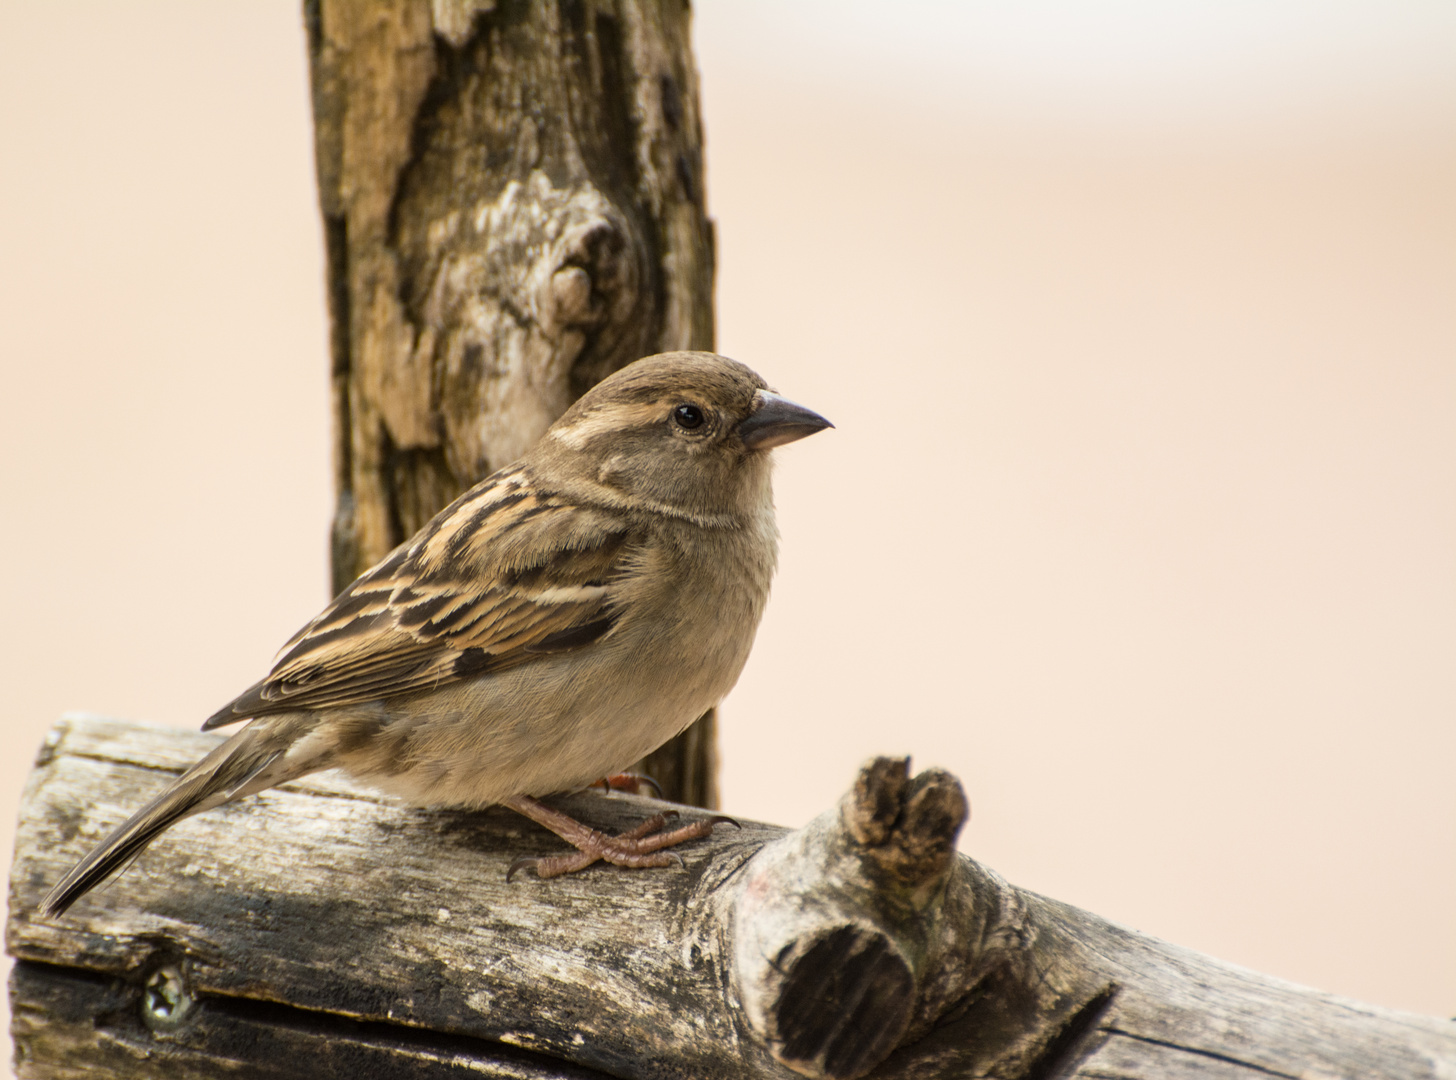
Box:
1101;1029;1304;1079
1016;983;1119;1080
13;957;613;1079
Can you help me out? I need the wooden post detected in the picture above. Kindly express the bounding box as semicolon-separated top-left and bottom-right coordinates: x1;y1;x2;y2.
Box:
308;0;717;806
10;716;1456;1079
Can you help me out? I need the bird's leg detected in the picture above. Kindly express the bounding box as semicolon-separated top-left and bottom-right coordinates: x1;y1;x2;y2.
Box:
508;810;679;879
502;794;736;881
589;772;664;798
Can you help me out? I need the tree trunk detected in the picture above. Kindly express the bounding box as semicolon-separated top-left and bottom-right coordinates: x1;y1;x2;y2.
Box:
10;716;1455;1079
308;0;717;806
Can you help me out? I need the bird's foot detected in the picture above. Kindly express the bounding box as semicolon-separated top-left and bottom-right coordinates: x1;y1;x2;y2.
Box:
589;772;664;798
503;794;738;881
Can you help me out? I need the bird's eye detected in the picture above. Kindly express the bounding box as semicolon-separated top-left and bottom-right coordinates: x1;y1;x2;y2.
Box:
673;403;706;430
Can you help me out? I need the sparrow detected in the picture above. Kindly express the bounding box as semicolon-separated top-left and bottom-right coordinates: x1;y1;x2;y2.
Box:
42;351;832;916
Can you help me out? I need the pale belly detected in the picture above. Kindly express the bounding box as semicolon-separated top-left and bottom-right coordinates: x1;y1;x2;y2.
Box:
334;571;765;807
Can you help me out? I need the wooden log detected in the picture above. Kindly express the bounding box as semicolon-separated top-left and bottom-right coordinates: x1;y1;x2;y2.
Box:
9;716;1456;1079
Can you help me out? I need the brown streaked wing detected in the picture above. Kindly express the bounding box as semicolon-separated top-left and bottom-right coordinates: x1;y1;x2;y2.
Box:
202;476;637;730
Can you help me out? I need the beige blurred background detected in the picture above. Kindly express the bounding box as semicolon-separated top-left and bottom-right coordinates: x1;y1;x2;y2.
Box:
2;0;1452;1062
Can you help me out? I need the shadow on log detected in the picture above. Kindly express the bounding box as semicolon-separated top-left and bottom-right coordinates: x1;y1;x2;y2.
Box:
9;716;1455;1078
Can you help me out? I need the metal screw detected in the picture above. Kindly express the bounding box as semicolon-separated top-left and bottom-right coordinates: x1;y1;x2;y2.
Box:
141;964;194;1031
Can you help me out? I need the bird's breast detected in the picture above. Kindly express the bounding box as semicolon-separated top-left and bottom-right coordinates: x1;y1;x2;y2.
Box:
344;514;779;807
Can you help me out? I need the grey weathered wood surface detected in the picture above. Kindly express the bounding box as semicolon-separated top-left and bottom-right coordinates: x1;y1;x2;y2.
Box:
10;717;1455;1079
308;0;717;807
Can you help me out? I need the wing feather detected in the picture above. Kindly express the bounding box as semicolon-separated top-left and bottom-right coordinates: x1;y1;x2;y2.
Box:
203;468;638;729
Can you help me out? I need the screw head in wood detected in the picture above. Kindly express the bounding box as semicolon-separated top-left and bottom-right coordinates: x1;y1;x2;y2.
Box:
141;963;195;1032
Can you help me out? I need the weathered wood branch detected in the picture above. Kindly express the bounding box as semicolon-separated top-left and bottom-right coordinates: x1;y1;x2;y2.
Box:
308;0;717;805
10;717;1454;1078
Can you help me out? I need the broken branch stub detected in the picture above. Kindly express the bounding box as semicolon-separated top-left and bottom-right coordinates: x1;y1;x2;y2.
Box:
729;758;970;1079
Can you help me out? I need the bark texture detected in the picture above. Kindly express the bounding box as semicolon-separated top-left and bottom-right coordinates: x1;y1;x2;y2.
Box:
308;0;716;806
10;716;1455;1080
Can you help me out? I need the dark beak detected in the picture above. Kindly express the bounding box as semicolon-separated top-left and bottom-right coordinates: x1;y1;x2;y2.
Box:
738;390;834;451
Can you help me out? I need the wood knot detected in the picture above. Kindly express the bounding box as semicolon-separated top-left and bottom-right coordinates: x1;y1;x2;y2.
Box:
846;757;969;885
549;266;593;324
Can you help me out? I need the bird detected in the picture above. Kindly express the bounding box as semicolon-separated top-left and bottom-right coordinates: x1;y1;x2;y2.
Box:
42;351;832;917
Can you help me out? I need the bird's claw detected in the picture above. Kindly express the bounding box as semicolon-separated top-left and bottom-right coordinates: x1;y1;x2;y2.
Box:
506;855;540;883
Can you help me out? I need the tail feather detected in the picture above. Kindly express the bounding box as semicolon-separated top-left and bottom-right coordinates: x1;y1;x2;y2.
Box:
41;719;316;917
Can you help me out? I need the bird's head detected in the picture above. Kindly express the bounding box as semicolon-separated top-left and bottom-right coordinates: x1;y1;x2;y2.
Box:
533;352;832;524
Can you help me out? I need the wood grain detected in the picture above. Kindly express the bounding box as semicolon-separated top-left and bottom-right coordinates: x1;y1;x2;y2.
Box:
10;717;1454;1078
